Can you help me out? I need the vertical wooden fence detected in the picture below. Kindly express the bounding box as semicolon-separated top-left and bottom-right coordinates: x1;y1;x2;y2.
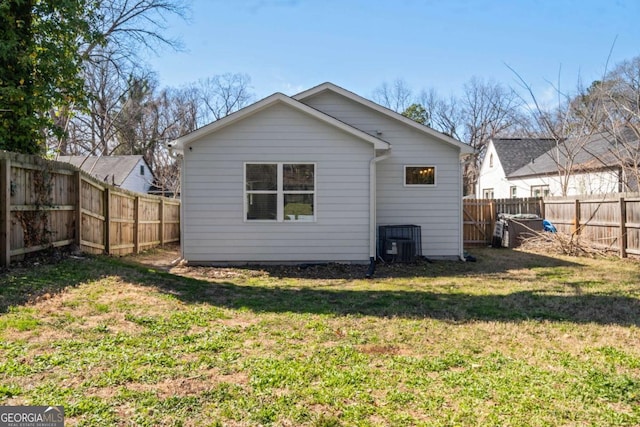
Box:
463;197;542;248
1;151;180;267
464;194;640;257
543;194;640;258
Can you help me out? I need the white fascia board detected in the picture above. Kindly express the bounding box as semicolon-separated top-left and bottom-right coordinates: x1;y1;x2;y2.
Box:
168;92;391;153
294;82;473;155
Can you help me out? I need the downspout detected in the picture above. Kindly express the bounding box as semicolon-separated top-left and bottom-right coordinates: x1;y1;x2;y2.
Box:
178;154;185;261
366;149;391;278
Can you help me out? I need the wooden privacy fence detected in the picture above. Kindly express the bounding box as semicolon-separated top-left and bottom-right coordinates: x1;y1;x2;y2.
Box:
463;194;640;257
0;151;180;267
544;194;640;258
463;197;542;247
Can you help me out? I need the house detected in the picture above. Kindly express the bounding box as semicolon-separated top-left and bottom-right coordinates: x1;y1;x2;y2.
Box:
477;132;639;198
476;138;557;198
169;82;473;264
57;155;154;194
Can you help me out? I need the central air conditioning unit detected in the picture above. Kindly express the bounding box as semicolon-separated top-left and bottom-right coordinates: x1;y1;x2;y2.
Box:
378;225;422;263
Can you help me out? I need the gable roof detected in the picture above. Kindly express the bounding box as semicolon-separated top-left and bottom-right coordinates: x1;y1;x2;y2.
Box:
509;132;634;178
490;138;558;176
57;155;148;186
293;82;474;155
169;92;391;153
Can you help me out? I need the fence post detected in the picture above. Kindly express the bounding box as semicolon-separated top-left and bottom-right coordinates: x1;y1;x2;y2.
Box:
75;171;82;249
573;199;581;235
134;196;140;254
0;157;10;267
619;197;627;258
539;198;545;219
489;199;496;244
104;187;111;255
159;198;165;247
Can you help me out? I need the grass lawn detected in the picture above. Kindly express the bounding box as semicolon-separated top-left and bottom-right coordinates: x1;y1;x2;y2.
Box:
1;247;639;426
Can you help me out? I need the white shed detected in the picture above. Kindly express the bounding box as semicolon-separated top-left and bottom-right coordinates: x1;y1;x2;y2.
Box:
170;83;472;264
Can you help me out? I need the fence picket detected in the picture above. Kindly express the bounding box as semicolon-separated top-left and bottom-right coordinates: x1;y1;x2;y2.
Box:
464;194;640;257
0;151;180;265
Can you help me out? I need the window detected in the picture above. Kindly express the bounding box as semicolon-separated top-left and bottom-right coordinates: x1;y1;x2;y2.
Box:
510;186;517;198
405;166;436;186
530;185;549;197
483;188;494;199
140;165;145;175
245;163;315;222
489;154;494;168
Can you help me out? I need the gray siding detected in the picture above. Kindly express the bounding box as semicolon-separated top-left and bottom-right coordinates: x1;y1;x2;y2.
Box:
301;92;463;258
182;103;373;263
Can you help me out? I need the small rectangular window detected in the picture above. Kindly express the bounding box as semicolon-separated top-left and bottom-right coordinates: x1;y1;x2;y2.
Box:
140;165;145;175
531;185;550;197
405;166;436;186
245;163;315;222
483;188;494;199
510;186;517;198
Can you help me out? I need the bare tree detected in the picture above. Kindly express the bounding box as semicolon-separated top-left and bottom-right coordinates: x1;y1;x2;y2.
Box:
56;53;135;156
194;73;254;124
81;0;188;65
454;78;526;193
416;89;464;139
409;79;525;194
372;77;525;194
49;0;187;155
510;66;606;196
372;78;413;113
598;56;640;191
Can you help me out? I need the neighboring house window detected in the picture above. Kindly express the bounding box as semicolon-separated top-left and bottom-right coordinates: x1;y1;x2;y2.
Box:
510;186;517;198
489;154;494;168
140;165;145;175
245;163;315;222
405;166;436;186
483;188;494;199
531;185;550;197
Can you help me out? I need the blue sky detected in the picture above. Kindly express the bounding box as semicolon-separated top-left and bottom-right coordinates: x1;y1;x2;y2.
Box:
146;0;640;104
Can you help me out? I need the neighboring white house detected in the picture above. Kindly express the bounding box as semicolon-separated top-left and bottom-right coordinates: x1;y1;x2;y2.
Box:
169;82;473;264
57;155;154;194
477;133;637;198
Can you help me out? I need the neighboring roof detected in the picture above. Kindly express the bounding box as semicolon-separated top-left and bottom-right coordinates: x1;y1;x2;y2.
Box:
293;82;474;155
169;92;391;153
57;155;148;186
491;138;558;176
509;132;634;178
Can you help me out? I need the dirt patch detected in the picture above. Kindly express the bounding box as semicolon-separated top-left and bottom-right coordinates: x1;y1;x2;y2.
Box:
128;247;432;281
124;244;182;271
107;368;249;400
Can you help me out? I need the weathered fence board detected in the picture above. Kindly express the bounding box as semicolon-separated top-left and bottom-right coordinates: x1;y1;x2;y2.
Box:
463;197;542;247
465;193;640;257
0;151;180;266
463;199;493;247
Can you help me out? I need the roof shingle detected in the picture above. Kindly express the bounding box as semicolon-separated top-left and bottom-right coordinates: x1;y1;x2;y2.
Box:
492;138;558;176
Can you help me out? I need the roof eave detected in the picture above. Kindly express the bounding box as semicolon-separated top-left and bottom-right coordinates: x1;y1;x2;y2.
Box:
294;82;473;154
168;92;391;153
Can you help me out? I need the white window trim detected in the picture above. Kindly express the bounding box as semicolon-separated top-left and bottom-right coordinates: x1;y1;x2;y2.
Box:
404;165;437;187
530;184;550;197
244;162;316;222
